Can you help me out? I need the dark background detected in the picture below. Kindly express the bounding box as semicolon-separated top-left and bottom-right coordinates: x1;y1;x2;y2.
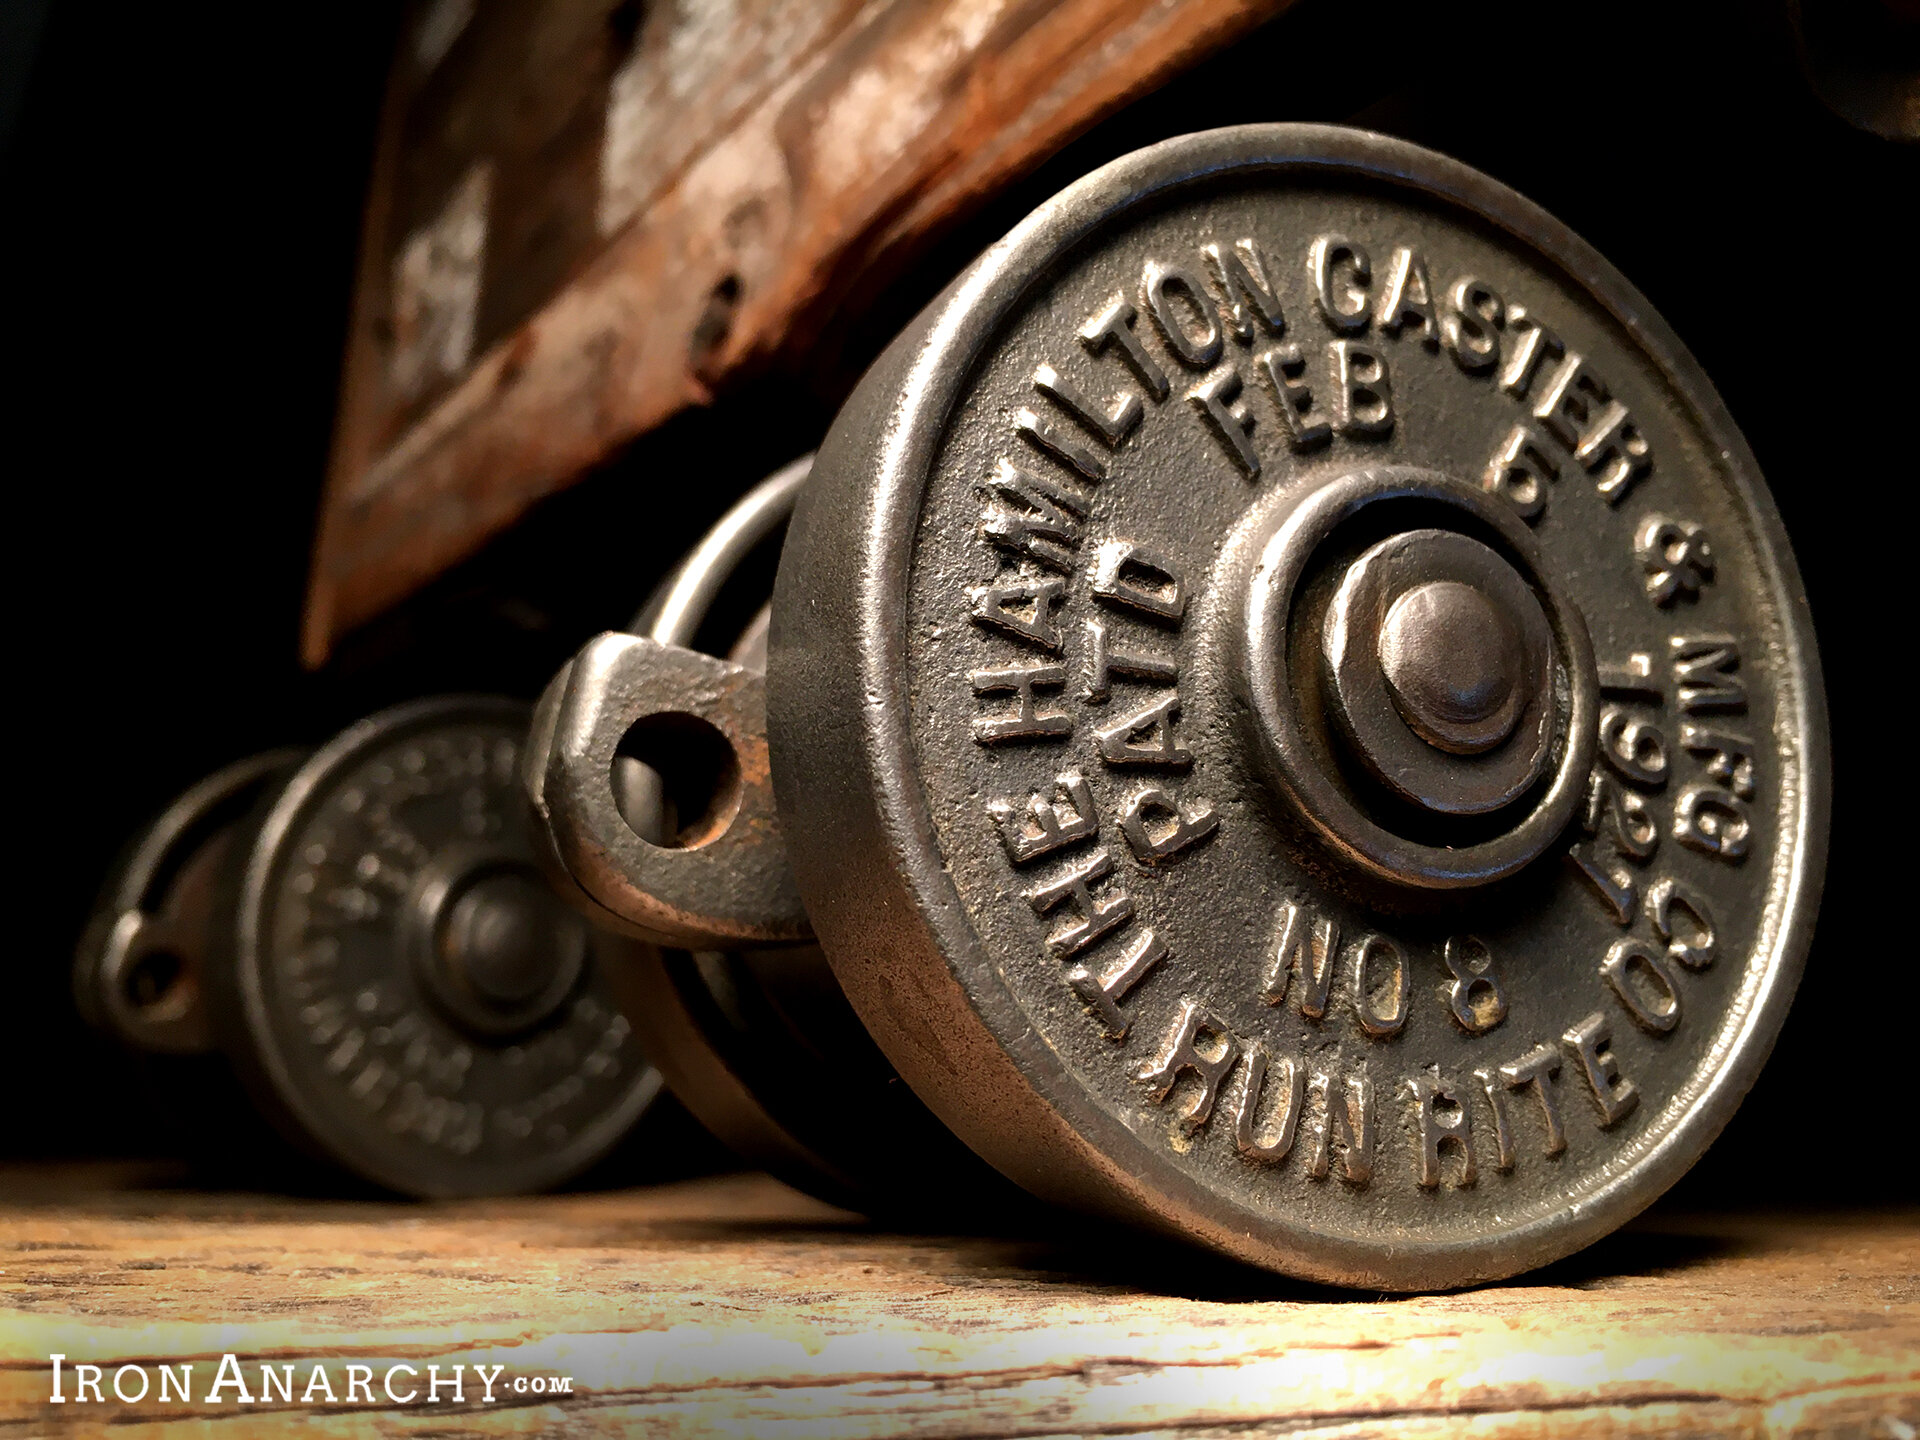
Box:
5;1;1913;1203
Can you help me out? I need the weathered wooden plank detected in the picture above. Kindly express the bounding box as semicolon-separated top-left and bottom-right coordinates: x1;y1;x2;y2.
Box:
302;0;1291;663
3;1168;1915;1437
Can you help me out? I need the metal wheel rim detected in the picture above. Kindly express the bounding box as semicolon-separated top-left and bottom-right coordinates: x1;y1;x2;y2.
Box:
772;122;1829;1288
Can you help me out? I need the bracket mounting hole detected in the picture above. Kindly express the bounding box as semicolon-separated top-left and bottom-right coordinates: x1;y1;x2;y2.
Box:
124;949;185;1010
612;711;742;850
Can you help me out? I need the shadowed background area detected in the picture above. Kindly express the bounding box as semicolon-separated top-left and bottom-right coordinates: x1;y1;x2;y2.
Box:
5;0;1913;1209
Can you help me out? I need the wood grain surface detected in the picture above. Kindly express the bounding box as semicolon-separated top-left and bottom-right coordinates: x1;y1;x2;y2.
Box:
303;0;1292;664
2;1167;1915;1437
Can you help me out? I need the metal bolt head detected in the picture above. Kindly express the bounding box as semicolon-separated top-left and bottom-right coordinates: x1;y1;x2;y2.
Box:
1316;521;1563;827
422;861;589;1037
445;872;573;1004
1377;580;1522;754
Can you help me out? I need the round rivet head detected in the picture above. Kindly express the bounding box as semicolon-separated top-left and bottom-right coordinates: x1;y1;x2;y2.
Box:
1378;581;1521;753
445;872;575;1006
772;124;1828;1291
421;861;589;1038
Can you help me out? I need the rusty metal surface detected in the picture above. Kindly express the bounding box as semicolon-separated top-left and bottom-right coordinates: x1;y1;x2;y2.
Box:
525;460;811;950
526;633;807;950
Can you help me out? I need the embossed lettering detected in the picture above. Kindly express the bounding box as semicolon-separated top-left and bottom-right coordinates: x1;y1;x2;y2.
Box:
1083;618;1178;703
1119;787;1219;865
1589;768;1659;859
1568;838;1637;925
1138;998;1238;1129
349;1058;398;1108
1476;1066;1516;1172
990;769;1097;863
1254;343;1333;451
1498;310;1564;399
1578;410;1651;504
1671;636;1746;714
1091;541;1187;622
1600;706;1670;788
1306;1071;1373;1184
979;458;1088;572
1647;877;1717;970
1530;349;1652;504
1310;234;1372;333
1570;768;1659;924
1096;692;1192;768
1069;928;1167;1040
1674;782;1751;860
969;573;1065;652
1532;350;1602;446
1409;1075;1476;1187
971;662;1071;744
1636;515;1716;606
1559;366;1651;506
1680;724;1756;800
1582;408;1653;502
1599;652;1663;703
1202;239;1287;342
1264;901;1338;1016
1033;362;1141;448
1352;935;1409;1038
1332;340;1394;436
1602;938;1682;1034
1497;1042;1568;1157
1442;276;1504;373
1015;407;1107;481
1483;422;1559;523
1080;296;1170;402
1376;247;1438;347
1442;935;1507;1035
1143;261;1223;369
1233;1043;1305;1162
1564;1011;1639;1127
1190;367;1261;476
1026;849;1133;957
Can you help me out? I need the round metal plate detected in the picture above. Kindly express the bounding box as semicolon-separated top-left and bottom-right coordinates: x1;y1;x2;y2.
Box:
770;124;1827;1287
221;697;662;1197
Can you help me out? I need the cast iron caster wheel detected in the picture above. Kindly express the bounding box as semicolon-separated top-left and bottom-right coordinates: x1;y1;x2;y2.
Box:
529;124;1828;1288
78;697;666;1198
